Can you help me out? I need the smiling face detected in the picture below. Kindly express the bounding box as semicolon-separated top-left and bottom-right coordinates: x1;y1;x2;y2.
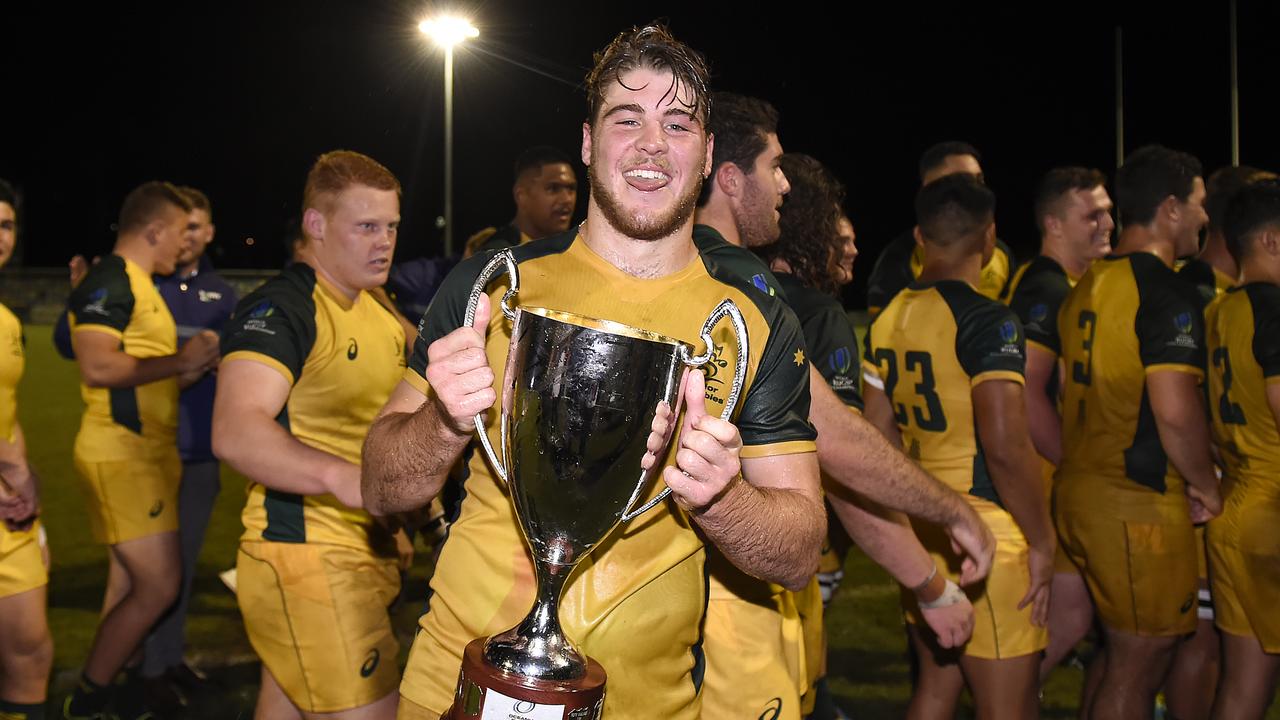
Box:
582;65;712;241
304;184;399;296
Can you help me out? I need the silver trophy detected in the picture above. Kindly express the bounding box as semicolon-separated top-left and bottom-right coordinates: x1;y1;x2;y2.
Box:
444;249;749;716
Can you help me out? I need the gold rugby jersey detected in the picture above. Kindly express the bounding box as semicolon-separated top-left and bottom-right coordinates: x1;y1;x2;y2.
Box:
68;255;178;460
1056;253;1206;517
0;302;22;443
399;231;816;718
221;264;406;550
866;230;1014;318
1205;283;1280;489
863;280;1026;506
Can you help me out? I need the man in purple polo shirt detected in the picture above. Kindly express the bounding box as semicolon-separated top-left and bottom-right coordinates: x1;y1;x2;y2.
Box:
143;187;237;709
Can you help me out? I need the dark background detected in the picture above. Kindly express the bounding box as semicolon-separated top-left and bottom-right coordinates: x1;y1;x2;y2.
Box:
5;1;1278;308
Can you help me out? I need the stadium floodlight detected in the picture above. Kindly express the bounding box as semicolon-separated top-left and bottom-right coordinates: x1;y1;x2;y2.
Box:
419;16;479;256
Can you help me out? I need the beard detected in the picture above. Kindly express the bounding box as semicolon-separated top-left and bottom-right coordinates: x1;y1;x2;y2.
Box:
588;161;702;242
735;175;781;248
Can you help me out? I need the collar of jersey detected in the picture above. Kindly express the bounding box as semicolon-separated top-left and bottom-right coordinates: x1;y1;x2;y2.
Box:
570;233;706;290
313;270;360;311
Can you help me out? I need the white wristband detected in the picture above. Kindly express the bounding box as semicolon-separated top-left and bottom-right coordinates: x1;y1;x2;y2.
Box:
918;578;966;610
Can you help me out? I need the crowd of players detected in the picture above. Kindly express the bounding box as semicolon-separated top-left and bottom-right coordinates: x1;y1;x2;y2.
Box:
0;21;1278;720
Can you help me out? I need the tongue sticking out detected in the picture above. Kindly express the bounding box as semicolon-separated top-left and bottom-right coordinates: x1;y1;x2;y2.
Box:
625;170;670;192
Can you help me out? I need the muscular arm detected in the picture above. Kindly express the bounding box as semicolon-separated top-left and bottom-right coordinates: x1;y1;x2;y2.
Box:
212;358;362;508
363;295;495;515
361;380;471;514
1023;345;1062;465
973;380;1054;552
689;451;824;592
0;422;38;523
858;381;994;585
974;378;1054;624
812;371;978;530
1148;370;1221;512
72;328;216;389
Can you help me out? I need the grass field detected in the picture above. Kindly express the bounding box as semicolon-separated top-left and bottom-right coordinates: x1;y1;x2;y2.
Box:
14;323;1279;718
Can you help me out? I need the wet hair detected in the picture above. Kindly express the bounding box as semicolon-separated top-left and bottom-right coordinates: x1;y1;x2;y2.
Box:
302;150;401;215
1205;165;1277;235
584;23;711;129
1033;167;1108;234
513;146;575;183
117;181;193;235
915;173;996;247
697;92;780;206
756;154;846;294
919;141;982;183
178;186;212;216
1223;179;1280;264
1114;144;1202;227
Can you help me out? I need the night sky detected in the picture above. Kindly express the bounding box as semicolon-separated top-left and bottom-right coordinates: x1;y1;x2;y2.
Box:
6;1;1278;308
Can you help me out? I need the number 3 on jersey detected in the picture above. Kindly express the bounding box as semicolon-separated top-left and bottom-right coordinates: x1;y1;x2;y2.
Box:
873;348;948;432
1072;310;1097;386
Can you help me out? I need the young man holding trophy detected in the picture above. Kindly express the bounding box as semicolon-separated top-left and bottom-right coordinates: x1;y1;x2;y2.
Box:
363;23;824;720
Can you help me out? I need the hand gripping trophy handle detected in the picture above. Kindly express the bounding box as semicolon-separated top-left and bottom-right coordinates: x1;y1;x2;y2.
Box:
619;297;749;521
462;250;520;484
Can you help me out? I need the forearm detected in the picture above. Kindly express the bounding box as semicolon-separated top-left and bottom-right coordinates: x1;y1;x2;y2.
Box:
1025;391;1062;466
827;489;934;588
816;411;974;529
361;396;471;514
79;349;187;389
214;414;353;498
694;475;825;591
1158;418;1218;495
986;446;1054;550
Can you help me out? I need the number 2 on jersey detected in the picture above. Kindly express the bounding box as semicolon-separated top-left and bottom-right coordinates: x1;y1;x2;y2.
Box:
1212;347;1247;425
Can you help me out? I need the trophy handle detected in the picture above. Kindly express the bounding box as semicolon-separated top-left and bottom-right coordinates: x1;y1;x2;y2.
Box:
462;250;520;484
621;299;749;521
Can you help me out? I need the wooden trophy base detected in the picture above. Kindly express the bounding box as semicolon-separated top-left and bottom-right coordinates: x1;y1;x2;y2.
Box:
442;637;607;719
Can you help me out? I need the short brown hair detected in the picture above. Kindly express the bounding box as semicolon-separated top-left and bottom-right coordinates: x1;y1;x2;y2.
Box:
118;181;192;234
179;186;212;215
1033;167;1108;234
302;150;401;215
584;24;711;129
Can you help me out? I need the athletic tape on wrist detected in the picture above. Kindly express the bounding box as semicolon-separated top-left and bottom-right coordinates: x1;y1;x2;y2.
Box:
918;578;966;610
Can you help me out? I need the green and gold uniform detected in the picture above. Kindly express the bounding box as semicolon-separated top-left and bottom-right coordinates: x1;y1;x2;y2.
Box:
67;255;180;544
1205;283;1280;650
397;231;816;719
691;225;830;720
1056;252;1205;636
865;279;1047;659
0;301;45;598
221;264;406;713
1004;255;1079;574
866;230;1015;318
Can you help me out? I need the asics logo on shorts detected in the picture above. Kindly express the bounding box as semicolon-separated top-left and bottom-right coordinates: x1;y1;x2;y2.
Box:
758;698;783;720
360;648;380;678
148;501;164;518
347;338;359;360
